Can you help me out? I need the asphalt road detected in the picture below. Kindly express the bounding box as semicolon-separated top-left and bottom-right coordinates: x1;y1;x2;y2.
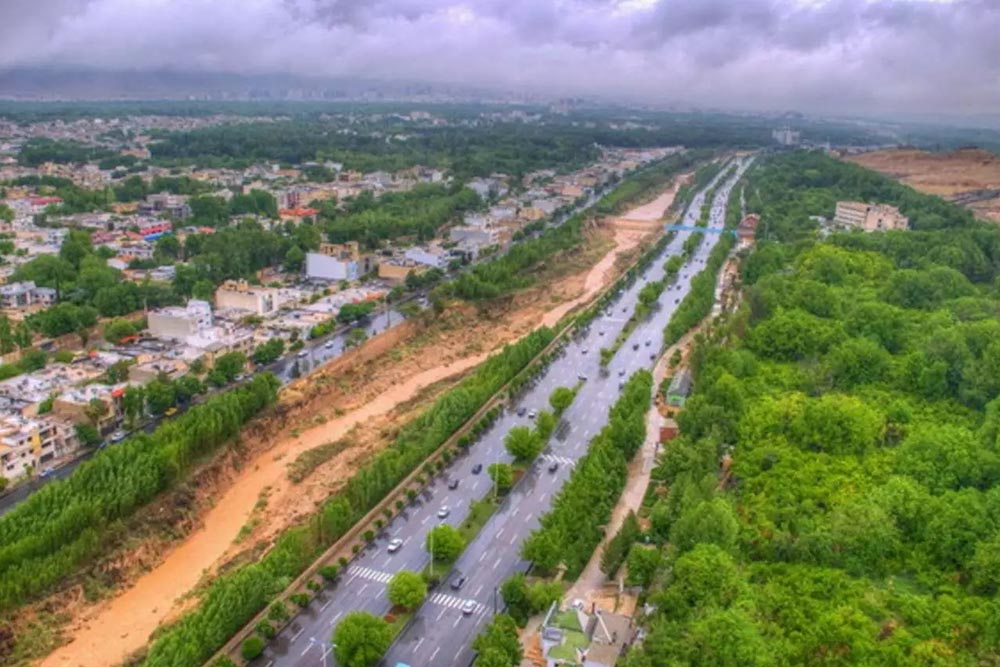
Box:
251;156;753;667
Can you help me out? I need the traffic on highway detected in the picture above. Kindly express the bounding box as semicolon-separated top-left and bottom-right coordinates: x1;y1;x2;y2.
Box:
247;156;753;667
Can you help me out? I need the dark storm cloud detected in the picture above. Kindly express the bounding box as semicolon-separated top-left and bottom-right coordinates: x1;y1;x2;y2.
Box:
0;0;996;114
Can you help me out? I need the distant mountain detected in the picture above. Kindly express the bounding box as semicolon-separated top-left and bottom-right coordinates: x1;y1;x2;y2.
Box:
0;67;516;103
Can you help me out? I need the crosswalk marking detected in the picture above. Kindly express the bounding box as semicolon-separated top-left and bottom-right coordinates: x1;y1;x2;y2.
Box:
541;453;574;466
348;565;392;584
428;593;487;615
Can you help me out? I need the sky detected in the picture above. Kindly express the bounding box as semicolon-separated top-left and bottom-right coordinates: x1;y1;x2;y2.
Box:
0;0;997;115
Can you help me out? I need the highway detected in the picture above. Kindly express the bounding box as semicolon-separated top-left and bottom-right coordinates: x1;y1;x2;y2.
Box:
249;156;753;667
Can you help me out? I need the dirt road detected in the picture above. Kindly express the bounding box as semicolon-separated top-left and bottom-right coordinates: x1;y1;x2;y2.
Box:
38;181;683;667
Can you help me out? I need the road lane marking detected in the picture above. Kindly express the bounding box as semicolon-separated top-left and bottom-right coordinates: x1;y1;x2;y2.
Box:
319;598;331;611
290;628;304;642
348;565;392;583
475;584;483;596
525;512;533;521
415;638;425;652
431;647;441;662
493;557;502;570
300;643;314;656
497;528;504;539
359;583;368;595
453;616;462;627
437;607;447;621
509;534;516;545
479;552;486;562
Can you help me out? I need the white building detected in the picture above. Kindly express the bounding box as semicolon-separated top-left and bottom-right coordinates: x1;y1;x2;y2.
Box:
404;246;447;269
148;300;214;340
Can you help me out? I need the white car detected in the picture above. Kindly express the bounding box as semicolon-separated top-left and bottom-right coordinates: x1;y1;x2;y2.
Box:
387;538;403;553
461;600;477;615
437;506;450;519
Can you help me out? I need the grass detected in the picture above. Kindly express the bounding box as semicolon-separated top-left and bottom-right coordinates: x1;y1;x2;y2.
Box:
457;497;499;544
548;628;588;662
287;437;354;483
387;609;414;639
553;609;583;631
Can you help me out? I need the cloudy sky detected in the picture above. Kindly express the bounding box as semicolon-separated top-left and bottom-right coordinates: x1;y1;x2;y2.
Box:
0;0;997;114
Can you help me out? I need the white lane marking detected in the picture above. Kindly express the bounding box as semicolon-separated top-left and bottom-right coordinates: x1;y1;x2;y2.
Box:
415;638;425;652
348;565;393;583
475;584;483;597
319;598;331;611
291;627;304;642
472;480;479;491
493;557;502;570
300;643;314;656
497;528;504;539
359;583;368;595
509;534;516;545
479;551;487;562
540;492;548;502
453;616;462;628
525;512;534;522
431;647;441;662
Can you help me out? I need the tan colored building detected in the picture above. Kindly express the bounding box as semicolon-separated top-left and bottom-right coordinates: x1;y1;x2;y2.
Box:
378;260;426;282
215;280;281;316
834;201;909;232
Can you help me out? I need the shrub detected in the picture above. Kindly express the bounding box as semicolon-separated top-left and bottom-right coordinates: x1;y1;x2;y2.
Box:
241;636;265;661
318;565;339;581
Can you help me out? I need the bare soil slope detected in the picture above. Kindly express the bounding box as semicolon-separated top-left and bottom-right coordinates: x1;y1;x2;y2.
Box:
845;148;1000;222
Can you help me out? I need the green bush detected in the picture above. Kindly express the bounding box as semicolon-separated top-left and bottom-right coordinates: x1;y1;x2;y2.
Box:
240;636;265;661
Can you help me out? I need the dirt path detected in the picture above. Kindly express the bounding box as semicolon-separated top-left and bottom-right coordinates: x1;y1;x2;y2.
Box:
39;183;683;667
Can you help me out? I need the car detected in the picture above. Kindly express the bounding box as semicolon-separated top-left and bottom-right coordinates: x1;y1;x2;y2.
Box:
324;340;335;349
39;466;55;479
675;298;680;304
548;461;559;473
437;506;450;519
528;410;537;419
650;353;656;360
621;307;627;312
297;350;308;358
387;538;403;553
618;368;626;376
461;600;477;615
582;347;588;354
165;406;178;416
516;406;527;417
472;463;483;474
448;479;459;490
450;576;466;590
618;380;625;389
598;330;604;336
578;374;587;381
110;430;127;443
645;340;651;347
632;343;639;351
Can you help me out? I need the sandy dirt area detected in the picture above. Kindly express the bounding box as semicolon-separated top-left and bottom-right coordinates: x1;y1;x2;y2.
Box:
844;148;1000;222
36;183;682;667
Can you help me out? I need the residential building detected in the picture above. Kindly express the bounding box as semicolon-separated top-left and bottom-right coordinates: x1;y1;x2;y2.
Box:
834;201;909;232
139;192;191;219
148;300;214;340
403;246;448;269
0;281;57;310
378;259;425;282
305;242;377;282
215;280;281;316
0;415;76;482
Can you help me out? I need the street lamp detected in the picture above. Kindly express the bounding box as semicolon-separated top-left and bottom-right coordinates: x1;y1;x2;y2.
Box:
308;637;336;667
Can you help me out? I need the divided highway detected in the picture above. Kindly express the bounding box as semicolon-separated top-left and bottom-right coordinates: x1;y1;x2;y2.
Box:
250;157;753;667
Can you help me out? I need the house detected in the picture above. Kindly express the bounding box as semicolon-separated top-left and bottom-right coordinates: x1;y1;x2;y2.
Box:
403;246;448;269
0;281;57;310
215;280;281;317
305;242;377;282
540;603;636;667
139;192;191;220
0;415;77;482
737;214;760;249
148;300;214;340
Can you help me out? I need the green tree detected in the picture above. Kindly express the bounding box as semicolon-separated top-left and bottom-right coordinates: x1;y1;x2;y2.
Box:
284;245;306;272
426;524;465;562
332;612;393;667
387;570;427;610
488;463;514;493
669;497;740;555
504;426;542;462
472;614;522;667
548;386;575;415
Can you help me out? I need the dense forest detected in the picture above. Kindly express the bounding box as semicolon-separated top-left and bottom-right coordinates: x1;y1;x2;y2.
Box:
623;151;1000;666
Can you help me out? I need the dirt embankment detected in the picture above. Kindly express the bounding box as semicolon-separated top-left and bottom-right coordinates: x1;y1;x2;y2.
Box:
844;148;1000;223
32;182;684;667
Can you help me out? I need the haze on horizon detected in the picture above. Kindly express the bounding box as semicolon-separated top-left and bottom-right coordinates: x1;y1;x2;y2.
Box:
0;0;997;116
